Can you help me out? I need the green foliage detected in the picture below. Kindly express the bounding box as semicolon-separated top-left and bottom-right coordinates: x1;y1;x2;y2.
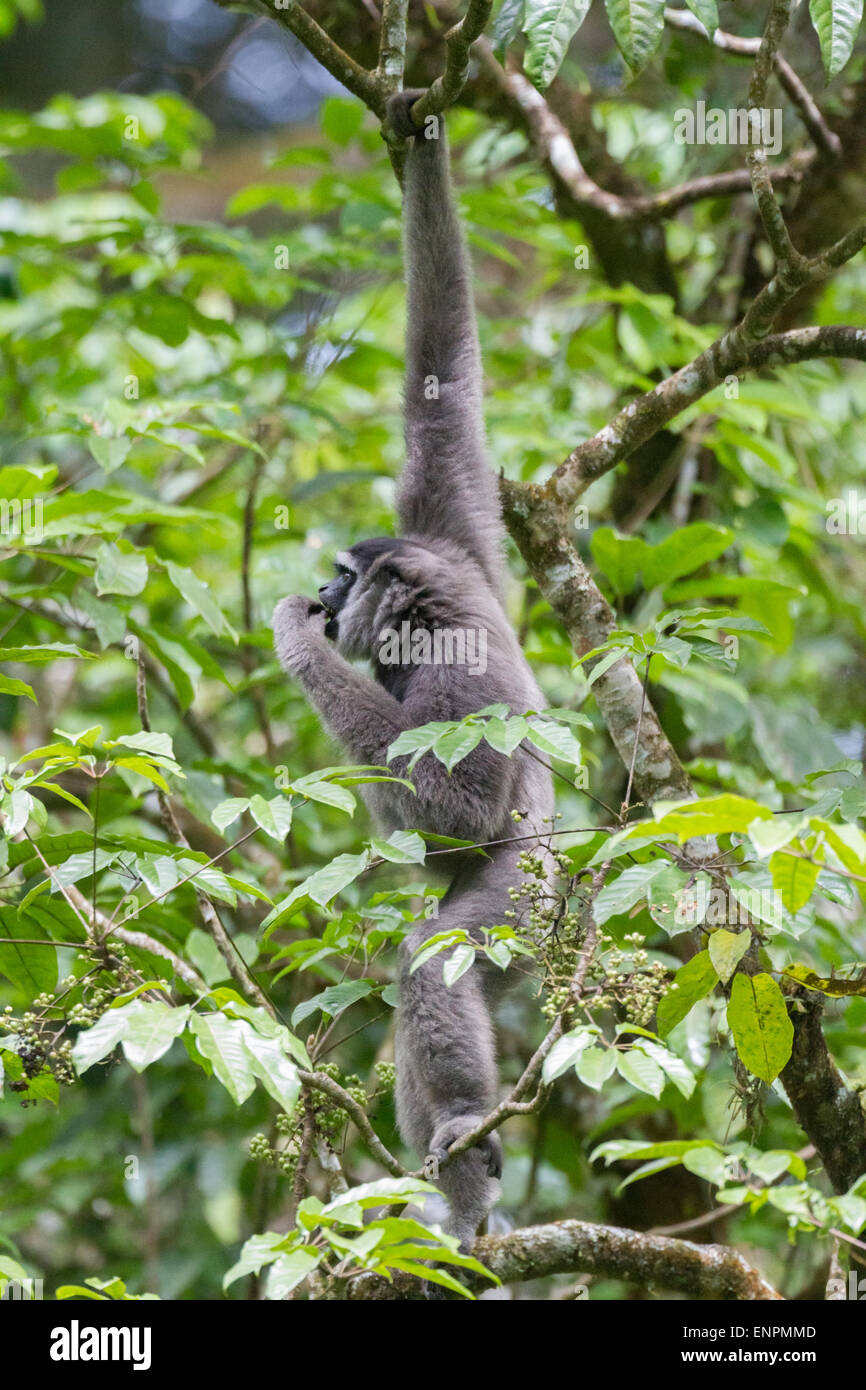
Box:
523;0;593;89
0;47;864;1303
223;1177;497;1298
809;0;865;78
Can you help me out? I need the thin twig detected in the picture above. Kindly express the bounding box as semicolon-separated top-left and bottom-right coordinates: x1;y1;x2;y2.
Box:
409;0;494;122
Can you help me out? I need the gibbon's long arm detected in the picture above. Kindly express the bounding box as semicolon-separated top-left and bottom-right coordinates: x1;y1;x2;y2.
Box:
389;93;506;600
272;597;407;761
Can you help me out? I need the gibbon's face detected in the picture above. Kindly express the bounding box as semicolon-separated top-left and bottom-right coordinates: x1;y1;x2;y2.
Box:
318;537;419;655
317;560;356;638
319;536;430;656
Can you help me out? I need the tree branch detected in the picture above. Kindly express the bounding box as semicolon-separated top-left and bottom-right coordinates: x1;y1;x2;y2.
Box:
779;984;866;1193
377;0;408;91
746;0;802;267
297;1068;408;1177
325;1217;782;1298
551;324;866;503
62;883;207;992
482;51;812;224
409;0;494;123
212;0;383;113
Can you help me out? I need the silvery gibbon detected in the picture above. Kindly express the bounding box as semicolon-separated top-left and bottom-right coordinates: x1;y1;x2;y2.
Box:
273;90;554;1249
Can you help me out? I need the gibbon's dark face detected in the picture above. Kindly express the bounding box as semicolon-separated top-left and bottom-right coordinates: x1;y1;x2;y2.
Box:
317;563;355;638
318;537;412;642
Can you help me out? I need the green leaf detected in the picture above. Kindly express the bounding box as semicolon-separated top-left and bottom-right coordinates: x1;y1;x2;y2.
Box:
494;0;526;53
769;851;820;913
176;858;237;907
291;980;374;1026
644;795;772;843
115;756;169;791
88;435;131;474
74;587;127;649
525;718;582;765
483;715;528;756
809;0;864;77
0;643;94;664
223;1231;289;1290
708;928;751;984
682;1146;729;1185
261;851;371;933
574;1045;617;1090
248;794;294;841
727;972;794;1083
0;674;35;702
747;814;808;858
291;775;356;815
165;561;236;640
593;1138;717;1165
647;864;692;933
94;541;148;596
443;944;475;987
656;950;718;1037
616;1047;665;1097
321;96;364;146
683;0;718;36
591;523;733;594
264;1248;322;1299
212;797;250;833
72;1008;130;1072
542;1025;599;1081
240;1026;301;1112
0;924;57;996
388;722;453;767
188;1012;256;1105
109;729;178;764
831;1193;866;1234
634;1040;696;1098
370;830;427;864
593;859;670;926
119;1001;191;1072
433;724;483;772
523;0;592;89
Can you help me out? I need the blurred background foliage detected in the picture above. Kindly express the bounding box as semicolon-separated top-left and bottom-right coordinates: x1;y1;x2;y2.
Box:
0;0;864;1300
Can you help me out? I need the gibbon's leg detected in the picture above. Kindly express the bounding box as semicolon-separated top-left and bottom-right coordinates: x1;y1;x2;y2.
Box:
396;857;514;1252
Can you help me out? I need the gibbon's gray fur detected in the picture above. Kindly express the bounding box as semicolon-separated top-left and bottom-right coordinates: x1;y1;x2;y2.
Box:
273;90;554;1249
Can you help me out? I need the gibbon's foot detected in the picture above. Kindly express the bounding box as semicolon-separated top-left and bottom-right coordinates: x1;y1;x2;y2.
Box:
386;88;429;140
426;1116;503;1180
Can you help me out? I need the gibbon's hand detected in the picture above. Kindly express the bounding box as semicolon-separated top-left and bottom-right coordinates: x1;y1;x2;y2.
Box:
385;89;431;141
272;595;328;670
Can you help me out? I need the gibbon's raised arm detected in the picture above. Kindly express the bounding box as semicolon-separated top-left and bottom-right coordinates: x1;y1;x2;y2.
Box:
387;92;505;599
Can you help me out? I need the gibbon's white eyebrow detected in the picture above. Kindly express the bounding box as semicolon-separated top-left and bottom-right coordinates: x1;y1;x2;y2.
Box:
272;90;554;1258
